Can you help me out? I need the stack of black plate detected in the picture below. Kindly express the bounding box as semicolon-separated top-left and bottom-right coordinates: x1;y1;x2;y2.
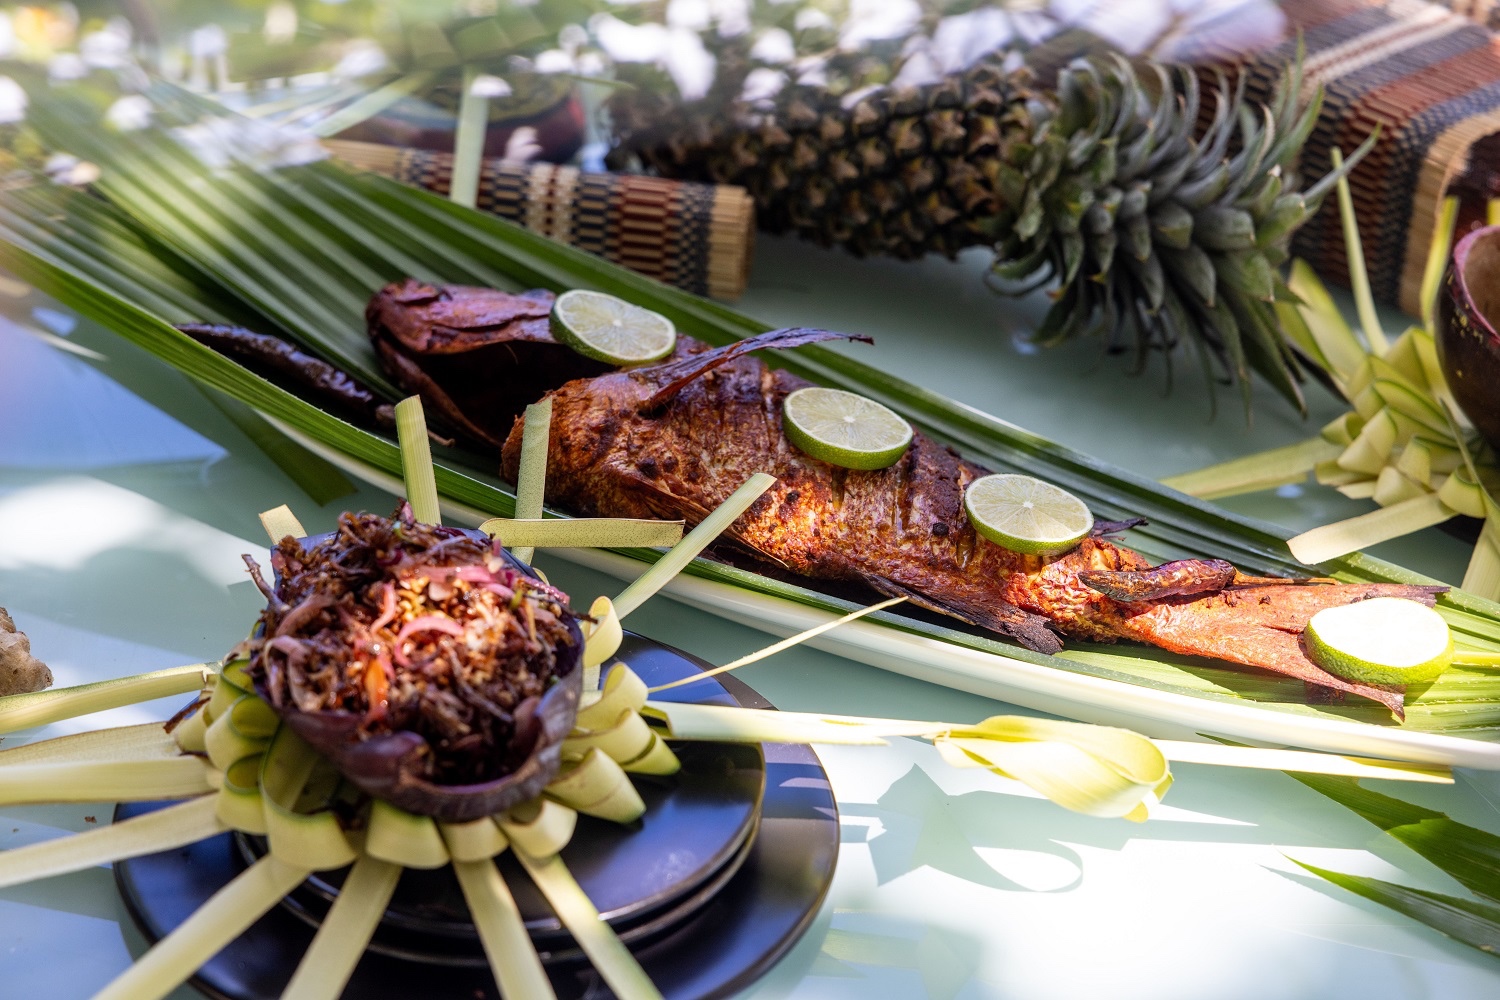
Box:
116;633;839;999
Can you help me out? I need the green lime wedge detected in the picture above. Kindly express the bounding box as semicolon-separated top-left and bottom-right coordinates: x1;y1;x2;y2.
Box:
550;289;676;364
963;473;1094;555
781;386;914;471
1304;597;1453;687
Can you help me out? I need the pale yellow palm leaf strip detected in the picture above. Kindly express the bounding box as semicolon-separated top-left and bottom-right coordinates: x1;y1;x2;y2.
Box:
93;854;312;1000
258;503;306;542
648;595;908;693
0;721;180;765
613;473;776;620
0;795;224;890
453;856;556;1000
0;663;212;735
510;397;553;564
395;395;441;525
479;517;685;552
281;856;403;1000
0;756;212;806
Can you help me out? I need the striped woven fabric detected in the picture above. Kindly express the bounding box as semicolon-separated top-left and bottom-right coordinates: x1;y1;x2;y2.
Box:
323;140;755;301
1034;0;1500;314
1238;0;1500;315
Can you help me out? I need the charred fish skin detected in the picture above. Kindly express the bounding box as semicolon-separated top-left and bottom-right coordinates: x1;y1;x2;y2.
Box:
498;329;1445;717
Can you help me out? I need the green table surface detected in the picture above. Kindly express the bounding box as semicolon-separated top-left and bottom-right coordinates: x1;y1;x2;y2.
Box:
1;234;1498;999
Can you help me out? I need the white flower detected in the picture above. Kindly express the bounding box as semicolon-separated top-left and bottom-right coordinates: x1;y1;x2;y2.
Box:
740;67;786;104
591;14;670;63
175;115;326;171
750;28;794;65
189;24;228;58
0;75;26;123
793;8;831;31
332;40;387;79
575;52;606;77
928;9;1013;74
710;0;751;37
471;74;512;98
262;2;297;44
666;0;710;32
104;95;152;131
664;27;715;100
534;49;575;74
558;23;589;53
47;53;87;81
45;154;100;186
503;125;541;163
890;48;939;88
80;17;131;68
839;0;920;50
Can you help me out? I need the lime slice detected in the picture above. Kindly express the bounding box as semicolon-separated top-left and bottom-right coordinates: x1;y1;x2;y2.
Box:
963;473;1094;555
550;289;676;364
781;387;914;470
1304;597;1453;687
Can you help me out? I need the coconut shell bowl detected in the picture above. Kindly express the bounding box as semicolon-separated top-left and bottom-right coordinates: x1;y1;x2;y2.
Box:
1440;224;1500;451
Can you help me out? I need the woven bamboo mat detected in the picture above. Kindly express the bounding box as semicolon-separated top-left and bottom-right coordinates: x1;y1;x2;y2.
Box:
325;139;755;302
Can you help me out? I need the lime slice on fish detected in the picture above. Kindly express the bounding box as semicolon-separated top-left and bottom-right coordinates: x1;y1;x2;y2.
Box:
782;387;914;470
964;473;1094;555
1304;597;1453;687
551;289;676;365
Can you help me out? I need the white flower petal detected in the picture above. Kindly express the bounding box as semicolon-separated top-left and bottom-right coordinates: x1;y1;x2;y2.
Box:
664;27;716;100
666;0;711;31
750;27;794;65
591;14;670;63
105;95;153;131
471;74;512;98
740;67;786;104
0;75;25;123
534;49;575;74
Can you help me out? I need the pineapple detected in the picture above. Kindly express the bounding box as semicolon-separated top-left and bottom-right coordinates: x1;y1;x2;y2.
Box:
607;52;1361;414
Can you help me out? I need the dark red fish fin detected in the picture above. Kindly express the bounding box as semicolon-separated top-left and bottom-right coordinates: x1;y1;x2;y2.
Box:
641;328;873;411
1080;559;1237;601
1091;516;1148;537
863;575;1064;655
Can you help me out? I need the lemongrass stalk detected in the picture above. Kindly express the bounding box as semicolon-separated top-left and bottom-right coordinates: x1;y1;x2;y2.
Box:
515;852;663;1000
1160;436;1338;500
648;596;907;693
0;722;179;765
395;396;441;525
0;664;212;735
93;854;311;1000
311;72;435;138
1287;493;1454;566
450;66;488;209
1152;741;1451;782
0;795;224;890
1332;147;1388;354
0;757;211;805
452;859;557;1000
480;517;682;552
510;398;553;564
259;503;307;543
281;856;402;1000
1421;196;1461;332
613;473;776;619
1455;651;1500;666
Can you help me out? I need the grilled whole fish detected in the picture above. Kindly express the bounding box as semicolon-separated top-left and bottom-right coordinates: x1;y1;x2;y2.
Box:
499;328;1444;719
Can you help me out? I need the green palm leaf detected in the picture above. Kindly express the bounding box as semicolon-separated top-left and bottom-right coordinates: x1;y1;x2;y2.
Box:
5;82;1500;734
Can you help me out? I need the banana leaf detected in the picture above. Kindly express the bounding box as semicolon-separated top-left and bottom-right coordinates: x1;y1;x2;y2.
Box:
5;81;1500;739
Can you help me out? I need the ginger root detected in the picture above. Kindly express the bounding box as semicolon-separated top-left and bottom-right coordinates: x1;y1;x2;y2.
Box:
0;608;52;695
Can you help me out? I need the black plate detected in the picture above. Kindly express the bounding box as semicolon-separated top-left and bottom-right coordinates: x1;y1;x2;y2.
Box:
115;633;839;1000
